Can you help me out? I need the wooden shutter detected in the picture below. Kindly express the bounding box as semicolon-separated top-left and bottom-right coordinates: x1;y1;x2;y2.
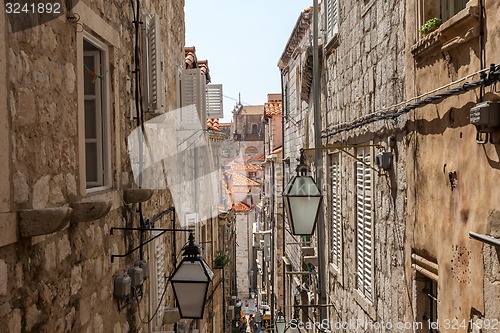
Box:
144;14;163;112
326;0;339;42
181;68;207;129
355;146;373;300
330;153;341;268
150;231;166;327
206;84;223;118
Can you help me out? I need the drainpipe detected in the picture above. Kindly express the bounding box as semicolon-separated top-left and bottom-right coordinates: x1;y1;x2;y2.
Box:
313;0;328;322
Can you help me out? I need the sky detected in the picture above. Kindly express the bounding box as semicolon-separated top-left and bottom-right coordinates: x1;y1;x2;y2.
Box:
185;0;312;123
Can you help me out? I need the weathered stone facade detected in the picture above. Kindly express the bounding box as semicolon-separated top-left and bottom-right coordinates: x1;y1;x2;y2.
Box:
0;1;226;332
277;0;500;332
319;0;411;329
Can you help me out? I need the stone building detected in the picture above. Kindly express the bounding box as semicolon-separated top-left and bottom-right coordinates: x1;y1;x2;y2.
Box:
277;0;500;332
259;93;284;324
405;0;500;330
0;1;230;332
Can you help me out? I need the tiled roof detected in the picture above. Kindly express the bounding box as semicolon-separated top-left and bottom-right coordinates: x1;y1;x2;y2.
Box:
207;118;221;132
264;101;282;117
227;161;262;172
224;171;260;187
234;202;251;212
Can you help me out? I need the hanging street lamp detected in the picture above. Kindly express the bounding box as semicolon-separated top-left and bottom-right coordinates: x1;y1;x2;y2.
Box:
275;311;287;333
282;150;322;235
169;232;215;319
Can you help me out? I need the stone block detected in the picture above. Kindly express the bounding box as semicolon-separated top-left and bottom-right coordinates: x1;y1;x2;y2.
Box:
0;213;18;247
44;242;56;271
58;234;71;263
71;265;82;295
13;171;29;205
8;308;21;333
32;175;51;209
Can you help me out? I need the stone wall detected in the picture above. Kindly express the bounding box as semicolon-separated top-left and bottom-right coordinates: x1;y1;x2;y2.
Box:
320;0;410;329
0;0;187;332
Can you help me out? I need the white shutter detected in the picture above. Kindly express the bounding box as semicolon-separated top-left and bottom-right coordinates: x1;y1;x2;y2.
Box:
206;84;223;118
326;0;339;42
355;146;372;300
150;231;166;327
330;154;341;268
181;68;207;129
144;14;163;112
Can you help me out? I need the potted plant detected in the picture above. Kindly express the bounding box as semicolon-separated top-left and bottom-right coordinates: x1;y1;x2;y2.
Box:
214;251;230;268
419;17;442;35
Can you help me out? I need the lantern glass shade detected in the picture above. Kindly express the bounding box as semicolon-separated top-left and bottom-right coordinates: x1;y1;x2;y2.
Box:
275;312;286;333
283;174;322;235
170;257;215;319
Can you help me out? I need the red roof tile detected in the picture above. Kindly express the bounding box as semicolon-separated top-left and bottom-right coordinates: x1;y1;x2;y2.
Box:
264;101;282;117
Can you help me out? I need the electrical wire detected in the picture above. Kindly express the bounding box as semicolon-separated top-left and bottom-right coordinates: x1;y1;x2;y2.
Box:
322;64;500;138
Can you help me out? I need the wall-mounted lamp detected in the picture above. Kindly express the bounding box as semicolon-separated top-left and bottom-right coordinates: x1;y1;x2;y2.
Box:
282;151;322;235
170;232;215;319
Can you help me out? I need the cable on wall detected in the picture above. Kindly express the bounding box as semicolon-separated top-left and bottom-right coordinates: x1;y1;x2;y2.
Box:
322;64;500;138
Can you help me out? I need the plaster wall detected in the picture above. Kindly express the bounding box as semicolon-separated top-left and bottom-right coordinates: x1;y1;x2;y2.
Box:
404;0;500;327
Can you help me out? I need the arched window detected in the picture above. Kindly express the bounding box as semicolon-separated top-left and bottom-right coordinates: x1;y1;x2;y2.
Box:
251;124;258;134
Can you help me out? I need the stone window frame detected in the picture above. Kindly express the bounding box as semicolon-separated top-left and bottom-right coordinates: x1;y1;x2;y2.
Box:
82;35;110;191
75;1;121;197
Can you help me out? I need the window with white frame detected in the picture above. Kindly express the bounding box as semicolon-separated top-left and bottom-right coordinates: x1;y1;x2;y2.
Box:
329;153;342;269
83;37;110;190
326;0;339;43
355;146;373;300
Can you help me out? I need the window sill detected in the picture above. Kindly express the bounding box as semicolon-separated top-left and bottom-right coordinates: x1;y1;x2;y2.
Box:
324;33;340;56
411;5;480;60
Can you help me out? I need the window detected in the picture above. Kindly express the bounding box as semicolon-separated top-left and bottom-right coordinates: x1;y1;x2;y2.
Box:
416;274;438;332
440;0;467;21
83;37;110;190
326;0;339;42
355;146;373;300
143;14;163;112
251;123;258;134
418;0;468;28
329;153;342;269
